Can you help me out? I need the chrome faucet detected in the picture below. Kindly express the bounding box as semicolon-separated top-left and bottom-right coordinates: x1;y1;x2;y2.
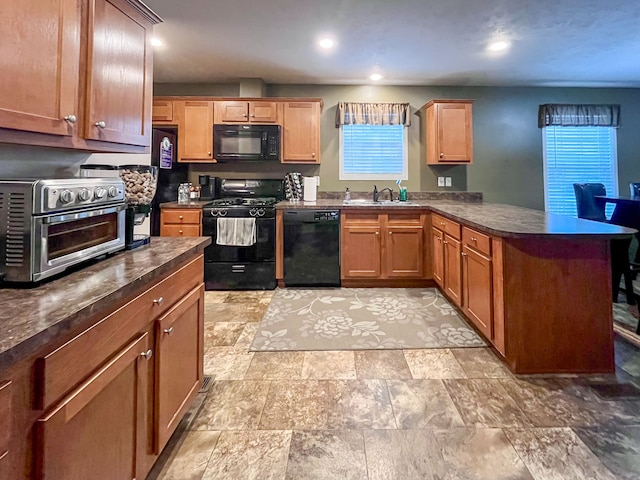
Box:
373;185;394;202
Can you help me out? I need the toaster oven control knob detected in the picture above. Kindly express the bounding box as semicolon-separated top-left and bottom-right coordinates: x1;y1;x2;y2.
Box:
107;186;119;198
94;187;106;199
60;189;74;204
78;188;91;201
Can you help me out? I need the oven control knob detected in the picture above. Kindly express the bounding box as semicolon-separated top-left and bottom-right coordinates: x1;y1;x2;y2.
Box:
107;186;119;198
249;208;257;217
257;208;265;217
94;187;106;199
78;188;91;201
60;189;74;204
220;209;227;216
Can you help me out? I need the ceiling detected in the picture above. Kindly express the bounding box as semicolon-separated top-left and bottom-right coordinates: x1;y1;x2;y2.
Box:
145;0;640;87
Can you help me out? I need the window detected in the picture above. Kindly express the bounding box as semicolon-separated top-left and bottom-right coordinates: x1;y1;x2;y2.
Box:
340;124;408;180
542;125;618;216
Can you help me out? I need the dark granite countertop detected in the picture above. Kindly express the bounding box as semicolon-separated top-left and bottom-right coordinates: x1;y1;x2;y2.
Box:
276;199;635;239
0;237;211;370
159;201;211;209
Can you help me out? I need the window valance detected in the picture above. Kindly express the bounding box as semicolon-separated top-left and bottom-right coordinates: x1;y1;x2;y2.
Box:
335;102;411;127
538;104;620;128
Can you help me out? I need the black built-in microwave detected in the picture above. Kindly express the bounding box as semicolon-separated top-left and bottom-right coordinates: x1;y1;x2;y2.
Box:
213;124;281;161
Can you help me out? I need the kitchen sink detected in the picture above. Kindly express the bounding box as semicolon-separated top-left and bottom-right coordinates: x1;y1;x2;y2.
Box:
342;199;419;206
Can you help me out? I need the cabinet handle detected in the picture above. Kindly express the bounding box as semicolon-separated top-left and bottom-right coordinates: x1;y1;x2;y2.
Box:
64;114;77;123
163;327;174;335
153;297;164;305
140;349;153;360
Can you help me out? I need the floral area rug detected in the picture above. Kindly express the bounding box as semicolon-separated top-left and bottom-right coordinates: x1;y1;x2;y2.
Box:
250;288;486;351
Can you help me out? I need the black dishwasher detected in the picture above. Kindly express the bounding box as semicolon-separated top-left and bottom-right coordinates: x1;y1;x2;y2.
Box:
283;209;340;286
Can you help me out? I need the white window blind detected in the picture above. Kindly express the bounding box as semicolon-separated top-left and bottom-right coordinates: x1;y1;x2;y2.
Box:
542;126;618;217
340;124;408;180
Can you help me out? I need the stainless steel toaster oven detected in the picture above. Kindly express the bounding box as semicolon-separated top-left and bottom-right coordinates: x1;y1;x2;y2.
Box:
0;178;127;283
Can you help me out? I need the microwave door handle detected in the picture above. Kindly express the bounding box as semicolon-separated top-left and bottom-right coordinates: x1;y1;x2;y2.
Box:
262;132;268;156
42;204;126;224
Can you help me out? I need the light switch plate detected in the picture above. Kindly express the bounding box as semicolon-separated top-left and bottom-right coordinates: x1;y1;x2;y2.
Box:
437;177;445;187
445;177;452;187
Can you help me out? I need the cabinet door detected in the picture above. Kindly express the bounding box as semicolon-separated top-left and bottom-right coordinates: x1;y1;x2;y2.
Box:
36;333;151;480
155;285;204;451
431;227;444;287
443;234;462;307
86;0;153;146
282;102;321;163
218;101;249;122
385;226;424;278
341;227;381;278
249;102;278;123
0;380;11;477
153;100;174;123
175;101;214;162
436;102;473;163
462;246;492;338
0;0;80;136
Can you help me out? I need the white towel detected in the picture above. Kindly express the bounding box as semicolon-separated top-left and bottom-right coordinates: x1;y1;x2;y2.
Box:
216;218;257;246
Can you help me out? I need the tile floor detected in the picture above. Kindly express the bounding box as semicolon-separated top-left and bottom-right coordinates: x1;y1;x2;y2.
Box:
148;289;640;480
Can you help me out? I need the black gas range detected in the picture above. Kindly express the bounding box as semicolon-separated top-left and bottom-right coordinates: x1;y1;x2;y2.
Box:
202;179;283;290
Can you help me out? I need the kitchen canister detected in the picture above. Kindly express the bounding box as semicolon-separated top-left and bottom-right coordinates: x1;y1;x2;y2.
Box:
303;176;319;202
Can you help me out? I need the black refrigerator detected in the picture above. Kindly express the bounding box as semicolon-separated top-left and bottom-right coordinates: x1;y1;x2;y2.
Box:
150;128;189;236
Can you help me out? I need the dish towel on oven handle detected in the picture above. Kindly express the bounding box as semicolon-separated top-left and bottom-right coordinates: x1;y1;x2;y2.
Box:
216;218;257;246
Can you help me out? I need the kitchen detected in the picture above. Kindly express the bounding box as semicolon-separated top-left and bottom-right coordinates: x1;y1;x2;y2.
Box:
2;0;640;479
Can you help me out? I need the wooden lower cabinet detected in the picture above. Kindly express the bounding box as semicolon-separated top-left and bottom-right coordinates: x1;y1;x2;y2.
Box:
443;234;462;306
155;285;204;452
0;380;11;478
161;208;202;236
35;333;150;480
341;210;426;282
462;245;493;339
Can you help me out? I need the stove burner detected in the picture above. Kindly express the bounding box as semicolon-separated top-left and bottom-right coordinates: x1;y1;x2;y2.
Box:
208;197;277;207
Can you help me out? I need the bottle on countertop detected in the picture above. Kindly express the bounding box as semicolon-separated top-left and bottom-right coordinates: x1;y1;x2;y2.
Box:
345;187;351;201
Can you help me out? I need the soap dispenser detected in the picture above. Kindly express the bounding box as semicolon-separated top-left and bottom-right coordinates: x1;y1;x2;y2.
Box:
345;187;351;201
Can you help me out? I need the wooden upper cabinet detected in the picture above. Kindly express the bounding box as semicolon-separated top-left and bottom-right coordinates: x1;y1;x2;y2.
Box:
174;101;214;162
421;100;473;164
85;0;155;146
0;0;81;136
282;101;321;163
152;100;174;123
215;101;278;123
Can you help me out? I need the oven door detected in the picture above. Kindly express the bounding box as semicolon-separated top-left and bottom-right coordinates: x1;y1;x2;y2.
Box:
33;205;126;281
202;216;275;262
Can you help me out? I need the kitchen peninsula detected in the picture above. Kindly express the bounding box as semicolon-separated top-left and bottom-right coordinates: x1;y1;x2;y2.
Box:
276;198;635;375
0;237;210;480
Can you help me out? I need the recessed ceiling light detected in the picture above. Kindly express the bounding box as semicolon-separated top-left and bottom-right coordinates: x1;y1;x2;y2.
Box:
151;37;163;47
369;73;383;81
487;40;510;52
318;38;335;49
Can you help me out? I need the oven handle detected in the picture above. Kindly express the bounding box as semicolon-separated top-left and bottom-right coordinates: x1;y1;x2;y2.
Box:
42;204;127;224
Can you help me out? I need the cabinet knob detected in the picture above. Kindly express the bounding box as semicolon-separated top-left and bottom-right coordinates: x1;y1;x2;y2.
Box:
95;121;106;128
208;152;212;156
440;222;445;226
178;215;183;219
471;237;477;242
250;114;255;117
64;114;77;123
243;113;248;117
375;231;379;236
461;252;467;257
440;153;444;158
179;230;183;234
443;240;448;244
140;349;153;360
312;152;316;157
153;297;164;305
163;327;174;335
388;231;392;235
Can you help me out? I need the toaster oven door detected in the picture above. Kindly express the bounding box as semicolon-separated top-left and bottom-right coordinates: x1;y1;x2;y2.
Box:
33;205;126;281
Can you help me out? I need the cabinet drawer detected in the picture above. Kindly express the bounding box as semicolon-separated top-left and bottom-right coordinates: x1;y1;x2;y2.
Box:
462;226;491;256
0;380;11;467
161;224;201;237
341;211;381;226
432;213;460;239
387;212;424;226
37;255;204;410
162;209;201;224
153;100;174;122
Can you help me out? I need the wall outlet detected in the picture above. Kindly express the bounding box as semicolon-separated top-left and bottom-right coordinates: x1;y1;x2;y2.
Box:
437;177;445;187
445;177;452;187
